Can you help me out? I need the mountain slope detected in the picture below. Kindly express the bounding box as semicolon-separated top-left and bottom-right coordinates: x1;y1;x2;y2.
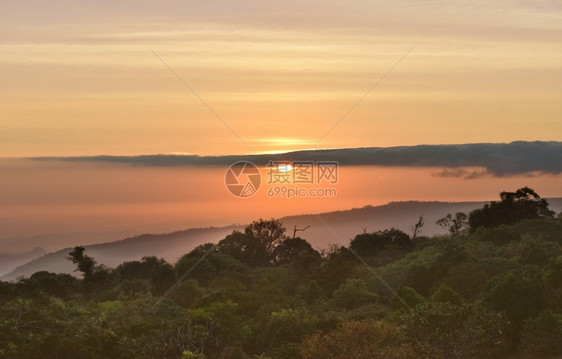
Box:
0;247;46;277
3;199;561;281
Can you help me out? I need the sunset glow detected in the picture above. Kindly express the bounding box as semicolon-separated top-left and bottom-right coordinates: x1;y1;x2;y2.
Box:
1;3;562;356
1;1;561;252
1;1;561;157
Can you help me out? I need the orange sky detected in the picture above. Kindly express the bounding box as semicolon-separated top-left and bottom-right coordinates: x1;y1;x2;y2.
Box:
1;1;561;253
1;1;561;157
1;159;561;246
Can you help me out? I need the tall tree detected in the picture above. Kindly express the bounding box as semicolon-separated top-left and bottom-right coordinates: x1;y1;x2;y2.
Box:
245;218;287;255
469;186;555;230
67;246;96;280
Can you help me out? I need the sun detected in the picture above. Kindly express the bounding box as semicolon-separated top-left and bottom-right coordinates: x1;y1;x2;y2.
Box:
277;164;292;173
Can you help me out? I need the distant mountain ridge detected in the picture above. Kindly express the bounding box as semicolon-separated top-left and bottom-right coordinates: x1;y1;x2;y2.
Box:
0;247;46;277
0;230;140;255
3;199;561;281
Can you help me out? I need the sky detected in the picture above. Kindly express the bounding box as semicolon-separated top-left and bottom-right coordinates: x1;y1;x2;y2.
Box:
1;0;561;156
0;1;561;253
1;158;561;251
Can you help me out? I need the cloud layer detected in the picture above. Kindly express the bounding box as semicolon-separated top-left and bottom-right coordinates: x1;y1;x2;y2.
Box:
31;141;562;178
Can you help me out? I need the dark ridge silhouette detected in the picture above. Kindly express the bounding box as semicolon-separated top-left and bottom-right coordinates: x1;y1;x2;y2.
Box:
30;141;562;178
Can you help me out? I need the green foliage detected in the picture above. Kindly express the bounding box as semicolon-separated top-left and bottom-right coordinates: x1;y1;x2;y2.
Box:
431;284;463;305
27;271;80;300
170;279;203;308
315;245;357;294
401;302;508;358
471;225;522;244
296;280;325;305
1;204;561;359
182;351;207;359
484;268;546;344
396;286;426;308
519;238;562;265
442;262;487;299
189;300;251;358
175;249;249;287
254;307;320;357
332;278;378;309
546;255;562;288
301;319;438;359
117;256;172;280
366;245;440;301
521;309;562;357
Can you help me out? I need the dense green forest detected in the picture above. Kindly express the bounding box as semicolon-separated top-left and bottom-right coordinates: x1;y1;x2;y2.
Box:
1;187;561;359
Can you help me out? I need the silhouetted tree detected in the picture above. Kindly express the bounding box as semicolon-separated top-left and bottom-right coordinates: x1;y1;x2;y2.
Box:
217;230;269;267
117;256;172;280
245;218;287;255
469;186;554;230
217;219;289;266
436;213;468;236
411;215;425;239
67;246;96;280
273;237;320;267
350;228;413;255
67;246;111;283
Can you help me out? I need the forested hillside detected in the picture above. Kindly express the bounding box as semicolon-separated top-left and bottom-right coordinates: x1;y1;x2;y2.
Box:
1;188;561;359
2;200;501;281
